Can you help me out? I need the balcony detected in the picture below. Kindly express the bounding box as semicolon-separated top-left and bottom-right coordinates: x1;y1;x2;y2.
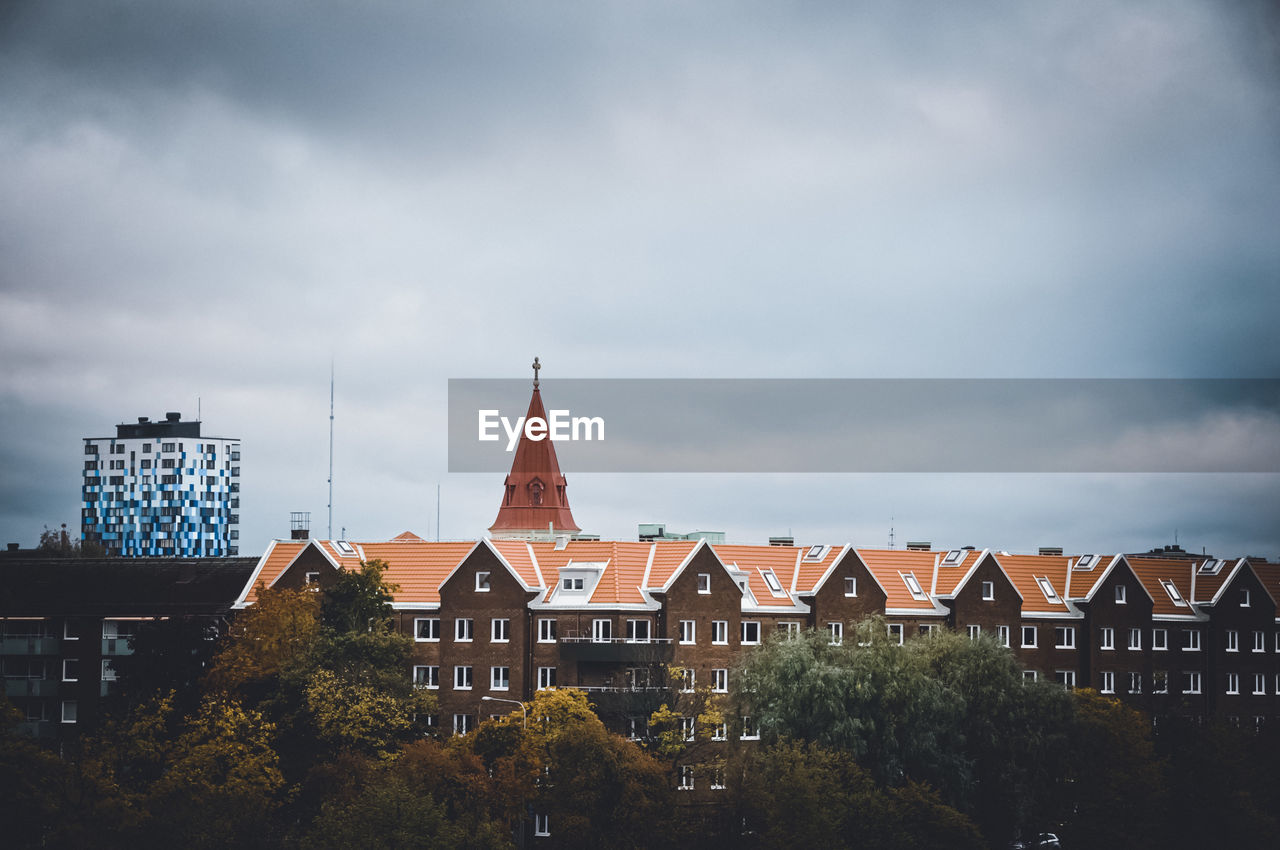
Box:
558;637;673;664
101;638;134;656
0;637;59;655
4;678;57;698
567;685;673;718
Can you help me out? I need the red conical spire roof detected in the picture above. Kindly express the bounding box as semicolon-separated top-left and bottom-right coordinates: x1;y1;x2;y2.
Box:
488;359;581;538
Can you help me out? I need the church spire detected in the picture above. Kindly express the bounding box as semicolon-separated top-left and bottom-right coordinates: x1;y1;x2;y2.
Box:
488;358;581;539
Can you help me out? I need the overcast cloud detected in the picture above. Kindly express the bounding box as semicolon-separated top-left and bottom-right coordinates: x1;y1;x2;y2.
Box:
2;1;1278;559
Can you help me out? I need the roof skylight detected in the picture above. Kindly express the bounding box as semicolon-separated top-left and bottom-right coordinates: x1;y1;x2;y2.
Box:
901;572;928;601
1160;579;1188;606
1035;576;1062;604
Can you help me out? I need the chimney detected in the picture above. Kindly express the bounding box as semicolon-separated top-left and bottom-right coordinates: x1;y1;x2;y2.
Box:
906;541;931;551
290;511;311;541
166;411;181;422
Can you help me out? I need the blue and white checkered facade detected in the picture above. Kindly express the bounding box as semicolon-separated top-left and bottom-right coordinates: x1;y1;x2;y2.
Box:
82;416;241;557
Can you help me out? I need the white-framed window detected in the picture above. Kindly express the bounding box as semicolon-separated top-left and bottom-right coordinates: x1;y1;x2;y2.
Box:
1100;671;1115;693
627;716;645;740
679;619;696;644
62;659;79;682
968;625;981;640
415;618;440;642
101;659;116;681
1023;670;1038;682
1253;674;1266;695
710;767;726;790
492;618;510;642
1114;583;1127;604
680;669;695;693
778;621;801;638
1055;670;1076;689
1035;576;1062;604
413;665;439;689
761;570;784;595
626;619;651;643
1129;672;1142;694
491;666;510;691
1182;671;1202;694
982;581;994;601
740;716;760;740
1154;671;1168;694
453;714;473;735
901;572;928;601
1183;630;1201;651
537;666;556;690
712;620;728;645
1276;631;1280;653
711;721;727;741
475;571;491;592
455;618;474;642
680;716;695;741
741;621;760;645
63;621;79;640
1241;588;1250;607
1252;631;1265;653
920;623;939;636
828;622;843;645
888;623;904;645
1022;626;1038;648
538;618;557;643
1153;629;1168;650
592;619;612;642
844;576;857;597
712;668;728;693
1160;579;1187;606
534;814;550;837
1100;627;1115;650
1226;673;1240;695
697;573;711;594
997;625;1011;648
1226;629;1239;652
679;765;694;790
61;700;77;724
454;666;473;690
1128;628;1141;651
562;576;585;591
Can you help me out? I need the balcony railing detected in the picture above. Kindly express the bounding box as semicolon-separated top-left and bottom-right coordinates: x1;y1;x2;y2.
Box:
557;637;673;664
0;637;59;655
3;678;57;698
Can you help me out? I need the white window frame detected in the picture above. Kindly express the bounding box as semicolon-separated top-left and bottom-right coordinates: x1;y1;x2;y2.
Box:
413;665;439;689
697;573;711;594
1253;673;1266;696
1183;629;1201;652
1023;670;1038;682
888;623;904;645
711;721;727;741
997;625;1011;648
475;571;491;592
679;765;694;790
61;700;77;724
1128;627;1141;651
1153;628;1168;650
1100;627;1115;650
968;624;981;640
1054;627;1075;649
537;666;556;690
454;665;473;690
534;814;550;837
1183;671;1202;694
415;618;440;642
1035;576;1062;604
1115;584;1127;604
844;576;857;597
1100;671;1115;694
740;716;760;740
492;618;510;643
741;621;761;645
455;618;474;642
712;668;728;693
1129;672;1142;694
491;666;510;691
828;622;843;645
537;618;557;643
901;572;928;601
1241;588;1250;607
592;619;612;643
712;620;728;645
982;581;994;601
453;714;473;735
1154;670;1169;694
679;619;696;645
62;659;78;682
1226;630;1239;652
1252;630;1265;653
626;619;651;643
1226;672;1240;695
1055;670;1076;689
680;716;695;742
1021;625;1038;648
1160;579;1187;607
680;668;695;693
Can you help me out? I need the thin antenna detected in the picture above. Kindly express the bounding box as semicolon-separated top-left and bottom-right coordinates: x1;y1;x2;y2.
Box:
436;483;441;543
889;516;896;550
197;396;201;421
328;362;334;540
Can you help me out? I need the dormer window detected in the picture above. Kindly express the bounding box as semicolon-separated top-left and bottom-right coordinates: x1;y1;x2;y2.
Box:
761;570;785;597
1035;576;1062;604
1159;579;1187;607
1074;554;1099;571
901;572;928;601
942;549;965;566
334;540;356;556
803;545;827;562
1241;589;1251;608
563;577;585;591
475;571;491;592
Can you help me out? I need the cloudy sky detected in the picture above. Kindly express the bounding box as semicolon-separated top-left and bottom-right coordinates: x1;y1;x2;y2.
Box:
2;1;1278;559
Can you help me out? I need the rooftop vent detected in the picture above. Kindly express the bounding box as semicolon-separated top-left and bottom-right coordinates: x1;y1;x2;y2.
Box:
906;541;931;552
138;416;150;424
554;534;569;550
1039;547;1064;557
769;536;794;547
290;511;310;540
165;411;181;422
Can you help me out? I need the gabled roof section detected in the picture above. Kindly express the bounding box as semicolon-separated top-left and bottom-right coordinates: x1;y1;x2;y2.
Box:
854;549;951;614
1248;559;1280;612
1071;555;1143;603
523;540;654;606
932;549;989;598
1124;555;1204;618
644;540;702;589
990;553;1078;616
237;539;319;605
712;544;822;609
488;375;580;537
364;540;484;606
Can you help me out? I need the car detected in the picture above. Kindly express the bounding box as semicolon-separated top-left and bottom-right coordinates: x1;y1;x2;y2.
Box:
1035;834;1061;848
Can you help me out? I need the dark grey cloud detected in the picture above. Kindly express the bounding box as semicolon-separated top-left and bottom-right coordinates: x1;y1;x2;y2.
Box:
1;1;1277;555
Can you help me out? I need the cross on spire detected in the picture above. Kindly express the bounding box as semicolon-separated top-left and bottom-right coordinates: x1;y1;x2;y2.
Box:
532;356;541;389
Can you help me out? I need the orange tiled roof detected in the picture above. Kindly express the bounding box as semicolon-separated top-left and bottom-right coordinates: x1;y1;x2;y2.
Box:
990;553;1074;615
1249;559;1280;612
1124;556;1200;617
855;549;949;612
713;544;814;608
931;549;986;597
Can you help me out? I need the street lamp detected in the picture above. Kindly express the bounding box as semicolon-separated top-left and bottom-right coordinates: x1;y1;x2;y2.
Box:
480;695;528;729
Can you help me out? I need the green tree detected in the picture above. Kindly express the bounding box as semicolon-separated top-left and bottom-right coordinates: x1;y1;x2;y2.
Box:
0;697;68;849
203;583;322;697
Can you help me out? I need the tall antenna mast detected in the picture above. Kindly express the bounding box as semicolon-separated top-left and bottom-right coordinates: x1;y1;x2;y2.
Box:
436;483;441;543
328;362;334;540
888;516;895;550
